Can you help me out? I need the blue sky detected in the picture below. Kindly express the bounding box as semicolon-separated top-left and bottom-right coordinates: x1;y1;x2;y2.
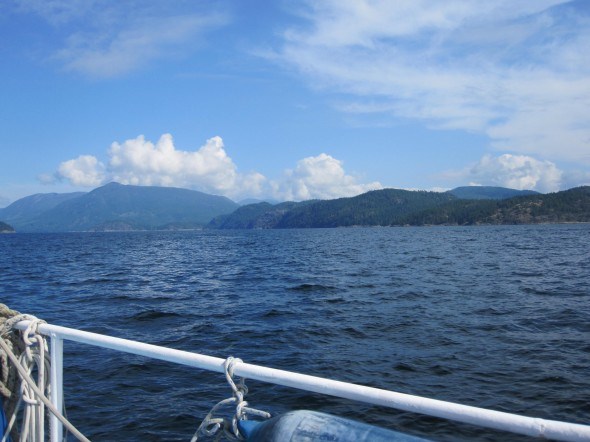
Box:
1;0;589;206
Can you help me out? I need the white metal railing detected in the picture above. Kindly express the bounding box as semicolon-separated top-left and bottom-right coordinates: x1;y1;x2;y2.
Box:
14;320;590;442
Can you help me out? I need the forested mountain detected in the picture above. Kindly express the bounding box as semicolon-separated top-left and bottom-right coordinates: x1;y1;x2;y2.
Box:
277;189;456;227
209;186;590;229
407;186;590;225
208;201;308;229
3;183;587;232
1;182;238;232
0;191;85;227
448;186;539;200
208;189;456;229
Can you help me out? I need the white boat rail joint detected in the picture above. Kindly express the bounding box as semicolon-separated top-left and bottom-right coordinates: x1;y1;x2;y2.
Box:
7;320;590;442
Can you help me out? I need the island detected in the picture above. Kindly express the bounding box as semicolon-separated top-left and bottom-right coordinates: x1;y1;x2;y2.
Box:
0;221;15;233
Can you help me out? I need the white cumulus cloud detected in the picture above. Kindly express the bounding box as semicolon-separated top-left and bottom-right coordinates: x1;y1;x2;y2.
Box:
58;155;106;187
107;134;265;199
273;153;382;200
561;170;590;190
54;134;380;201
467;154;563;192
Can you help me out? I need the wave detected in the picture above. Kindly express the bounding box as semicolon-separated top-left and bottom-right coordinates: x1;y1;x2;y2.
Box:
288;283;338;292
128;310;183;321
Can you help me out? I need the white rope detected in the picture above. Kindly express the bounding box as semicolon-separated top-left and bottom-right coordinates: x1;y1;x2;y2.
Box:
0;316;90;442
20;319;48;442
191;357;271;441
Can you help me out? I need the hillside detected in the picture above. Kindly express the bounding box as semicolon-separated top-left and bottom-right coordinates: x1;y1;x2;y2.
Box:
208;189;457;229
0;191;85;226
208;201;307;229
401;186;590;225
4;184;586;232
448;186;539;200
3;182;239;232
209;186;590;229
278;189;456;227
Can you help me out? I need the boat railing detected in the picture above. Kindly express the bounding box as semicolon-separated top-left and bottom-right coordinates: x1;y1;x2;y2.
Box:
14;320;590;442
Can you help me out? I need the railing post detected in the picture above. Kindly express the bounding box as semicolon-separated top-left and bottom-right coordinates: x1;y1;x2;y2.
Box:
49;333;64;442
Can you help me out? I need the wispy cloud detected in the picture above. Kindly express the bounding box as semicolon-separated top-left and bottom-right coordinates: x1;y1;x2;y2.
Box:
271;0;590;164
12;0;230;78
52;134;381;201
14;0;96;25
56;14;228;78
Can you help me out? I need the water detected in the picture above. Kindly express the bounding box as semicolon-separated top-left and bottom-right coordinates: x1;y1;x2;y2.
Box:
1;225;589;441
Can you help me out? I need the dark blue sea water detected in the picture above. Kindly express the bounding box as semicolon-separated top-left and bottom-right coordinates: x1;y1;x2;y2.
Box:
1;225;589;441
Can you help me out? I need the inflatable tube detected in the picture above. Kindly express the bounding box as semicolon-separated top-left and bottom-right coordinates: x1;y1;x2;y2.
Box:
238;410;430;442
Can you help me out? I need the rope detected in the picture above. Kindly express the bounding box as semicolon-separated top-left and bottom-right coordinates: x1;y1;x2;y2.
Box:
191;357;271;441
0;305;90;442
1;306;30;441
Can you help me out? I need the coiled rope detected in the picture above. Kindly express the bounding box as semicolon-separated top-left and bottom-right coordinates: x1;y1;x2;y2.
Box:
0;305;24;441
191;357;271;441
0;305;89;442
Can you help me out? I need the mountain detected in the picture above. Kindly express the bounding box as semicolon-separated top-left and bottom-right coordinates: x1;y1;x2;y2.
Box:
449;186;540;200
402;186;590;225
208;189;457;229
208;201;308;229
0;221;15;233
277;189;456;228
3;182;239;232
209;186;590;229
0;192;85;227
4;183;586;232
237;198;281;206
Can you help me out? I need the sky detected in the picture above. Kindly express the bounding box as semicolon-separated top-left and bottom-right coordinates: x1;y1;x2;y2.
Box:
1;0;589;207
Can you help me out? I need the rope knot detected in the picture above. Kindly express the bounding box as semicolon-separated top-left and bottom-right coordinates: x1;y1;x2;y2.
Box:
191;356;271;441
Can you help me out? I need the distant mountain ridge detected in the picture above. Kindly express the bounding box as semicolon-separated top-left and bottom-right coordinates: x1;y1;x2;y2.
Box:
208;201;310;229
448;186;540;200
2;184;587;232
0;182;238;232
407;186;590;226
277;189;456;228
0;192;86;227
208;188;457;229
208;186;590;229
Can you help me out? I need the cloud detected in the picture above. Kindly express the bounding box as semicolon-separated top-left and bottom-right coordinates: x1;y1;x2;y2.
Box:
55;134;380;201
58;155;106;187
13;0;95;25
13;1;229;78
272;153;382;200
272;0;590;164
106;134;264;198
466;154;563;192
57;14;228;78
561;169;590;190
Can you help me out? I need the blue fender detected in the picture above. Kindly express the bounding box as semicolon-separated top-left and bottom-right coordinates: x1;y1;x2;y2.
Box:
1;396;10;442
238;410;430;442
